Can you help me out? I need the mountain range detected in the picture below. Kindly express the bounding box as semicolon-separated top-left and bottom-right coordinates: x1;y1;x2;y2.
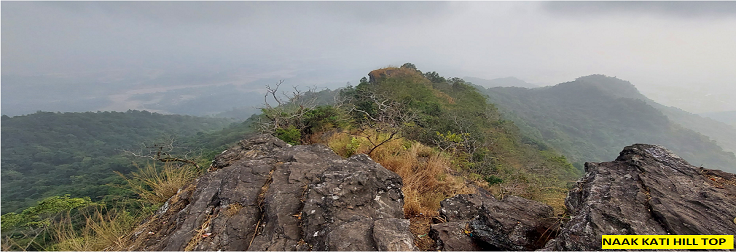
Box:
480;74;736;173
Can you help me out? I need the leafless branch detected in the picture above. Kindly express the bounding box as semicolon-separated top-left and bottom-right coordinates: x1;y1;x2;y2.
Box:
258;80;320;134
347;92;415;154
121;136;201;169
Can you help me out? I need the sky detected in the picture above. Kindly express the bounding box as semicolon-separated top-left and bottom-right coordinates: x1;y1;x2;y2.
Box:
2;1;736;116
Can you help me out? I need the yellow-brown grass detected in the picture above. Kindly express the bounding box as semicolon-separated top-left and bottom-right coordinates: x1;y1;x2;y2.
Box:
52;207;140;251
116;162;199;204
326;131;473;217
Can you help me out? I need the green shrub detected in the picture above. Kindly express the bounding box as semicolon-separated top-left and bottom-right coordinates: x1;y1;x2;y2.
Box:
485;175;504;186
275;126;301;145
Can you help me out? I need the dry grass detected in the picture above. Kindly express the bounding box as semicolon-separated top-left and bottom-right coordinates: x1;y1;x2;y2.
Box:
409;216;435;251
485;172;569;215
52;207;140;251
225;203;243;217
326;131;473;218
374;142;474;217
116;162;199;204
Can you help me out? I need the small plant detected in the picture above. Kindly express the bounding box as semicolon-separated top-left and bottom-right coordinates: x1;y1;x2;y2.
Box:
485;175;504;186
275;126;301;145
346;137;361;156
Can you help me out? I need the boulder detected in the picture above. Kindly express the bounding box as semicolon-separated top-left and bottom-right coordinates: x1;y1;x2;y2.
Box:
469;195;556;250
118;134;416;251
431;190;555;251
438;190;495;222
429;221;483;251
546;144;736;250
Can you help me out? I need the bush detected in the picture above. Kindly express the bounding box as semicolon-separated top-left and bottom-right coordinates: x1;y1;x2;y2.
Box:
275;126;301;145
485;175;504;185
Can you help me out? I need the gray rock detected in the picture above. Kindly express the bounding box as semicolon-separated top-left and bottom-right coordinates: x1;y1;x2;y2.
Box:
373;218;418;251
429;221;483;251
547;144;736;250
469;195;556;250
118;134;416;251
438;191;495;222
431;190;555;251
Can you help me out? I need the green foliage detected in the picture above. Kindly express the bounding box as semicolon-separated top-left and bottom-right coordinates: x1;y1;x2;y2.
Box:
485;175;504;186
1;195;96;251
346;137;361;157
424;71;446;84
302;106;350;136
346;65;581;205
275;126;302;145
1;195;95;231
1;110;235;213
400;62;420;73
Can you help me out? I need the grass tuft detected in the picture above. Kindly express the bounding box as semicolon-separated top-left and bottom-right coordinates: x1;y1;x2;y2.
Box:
116;162;199;204
52;207;140;251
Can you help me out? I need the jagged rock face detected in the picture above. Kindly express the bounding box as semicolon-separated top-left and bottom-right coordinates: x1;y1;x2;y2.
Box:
438;190;495;222
429;190;556;251
546;144;736;250
119;135;416;251
469;195;555;250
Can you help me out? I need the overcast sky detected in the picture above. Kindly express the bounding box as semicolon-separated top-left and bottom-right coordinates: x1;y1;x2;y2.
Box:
3;1;736;115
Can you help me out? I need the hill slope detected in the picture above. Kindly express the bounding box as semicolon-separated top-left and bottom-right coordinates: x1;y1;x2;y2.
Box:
1;111;238;213
463;76;538;89
700;110;736;127
481;75;736;173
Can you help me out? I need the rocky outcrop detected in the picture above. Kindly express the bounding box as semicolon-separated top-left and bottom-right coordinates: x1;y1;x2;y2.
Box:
432;143;736;251
118;137;736;251
118;135;416;251
546;144;736;250
429;190;556;251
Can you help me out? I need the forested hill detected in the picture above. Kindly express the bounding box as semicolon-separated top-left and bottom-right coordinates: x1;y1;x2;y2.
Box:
481;75;736;173
0;110;238;213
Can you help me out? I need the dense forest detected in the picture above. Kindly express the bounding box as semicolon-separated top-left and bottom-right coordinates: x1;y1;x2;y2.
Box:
1;110;244;213
481;75;736;173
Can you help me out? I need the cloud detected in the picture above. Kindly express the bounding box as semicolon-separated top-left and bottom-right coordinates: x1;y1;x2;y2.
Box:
2;1;735;115
542;2;736;19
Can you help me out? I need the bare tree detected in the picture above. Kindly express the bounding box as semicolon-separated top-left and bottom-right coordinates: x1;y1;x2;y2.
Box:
349;92;415;155
258;80;319;134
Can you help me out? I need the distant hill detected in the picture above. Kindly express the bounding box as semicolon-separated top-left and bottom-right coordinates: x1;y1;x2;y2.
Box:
481;74;736;173
464;76;538;89
653;106;736;154
700;110;736;127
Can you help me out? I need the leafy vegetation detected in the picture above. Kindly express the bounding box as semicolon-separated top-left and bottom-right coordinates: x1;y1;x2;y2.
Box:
1;110;236;213
1;110;260;251
481;74;736;173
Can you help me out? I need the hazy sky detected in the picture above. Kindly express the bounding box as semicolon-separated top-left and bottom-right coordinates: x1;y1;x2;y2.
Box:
3;1;736;115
